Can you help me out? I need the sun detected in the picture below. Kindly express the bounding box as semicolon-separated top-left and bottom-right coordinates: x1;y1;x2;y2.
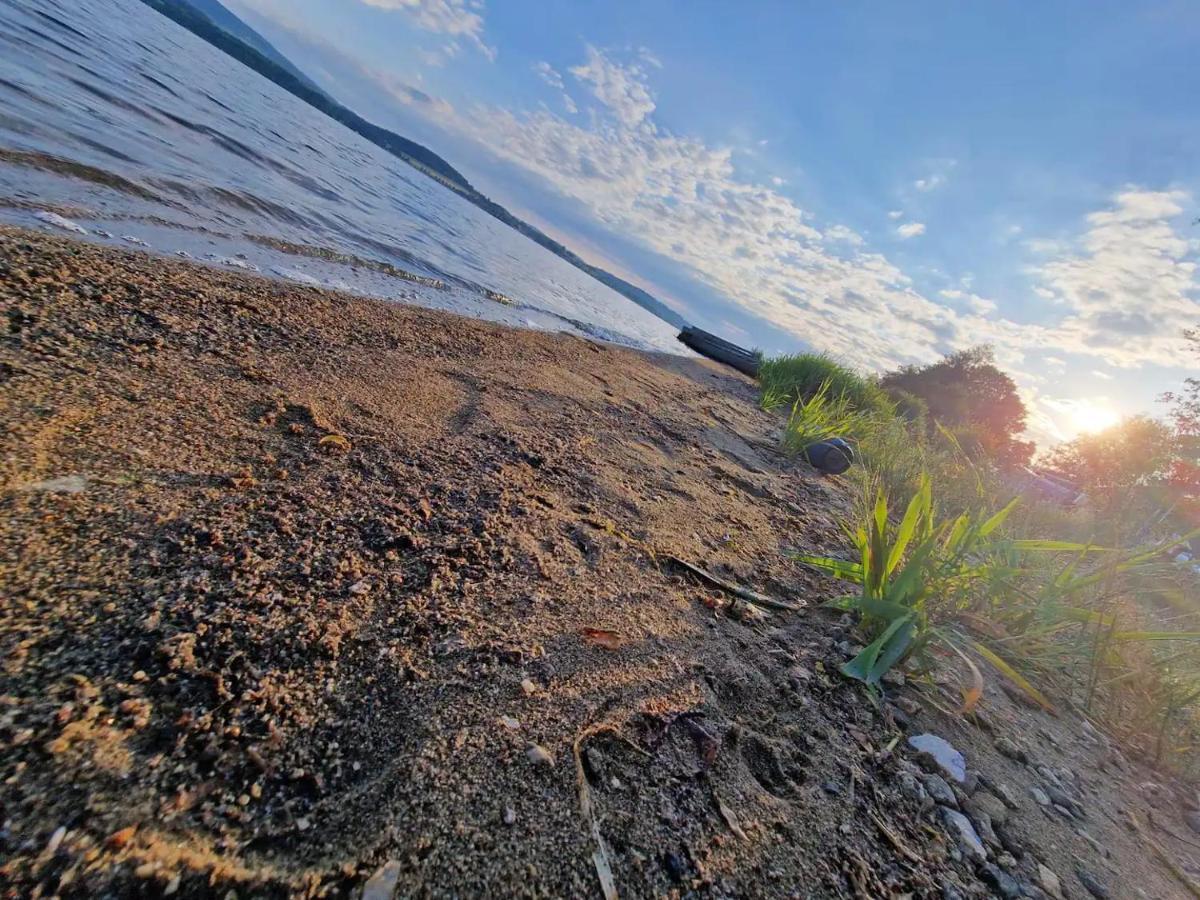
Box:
1068;399;1120;435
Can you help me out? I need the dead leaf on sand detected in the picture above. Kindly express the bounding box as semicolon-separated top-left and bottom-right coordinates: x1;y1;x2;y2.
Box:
317;433;351;454
581;628;623;650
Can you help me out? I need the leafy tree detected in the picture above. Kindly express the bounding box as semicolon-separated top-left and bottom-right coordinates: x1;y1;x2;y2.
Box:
1161;327;1200;505
880;346;1033;467
1043;416;1175;506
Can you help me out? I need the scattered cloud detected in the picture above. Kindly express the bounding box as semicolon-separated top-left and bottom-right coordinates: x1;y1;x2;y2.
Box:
1033;190;1197;368
534;61;578;113
533;61;564;91
358;0;495;59
887;210;904;219
824;225;864;246
569;46;657;129
771;176;785;187
912;159;956;193
897;222;926;239
939;289;997;315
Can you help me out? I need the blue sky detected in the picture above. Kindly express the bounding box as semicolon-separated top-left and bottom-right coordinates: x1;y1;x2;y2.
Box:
228;0;1200;446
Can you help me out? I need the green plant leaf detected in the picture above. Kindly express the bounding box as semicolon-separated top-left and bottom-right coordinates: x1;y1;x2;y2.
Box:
886;475;930;577
978;496;1020;538
841;613;915;686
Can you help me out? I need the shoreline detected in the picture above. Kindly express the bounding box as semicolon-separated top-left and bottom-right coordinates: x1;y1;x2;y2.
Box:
0;227;1189;898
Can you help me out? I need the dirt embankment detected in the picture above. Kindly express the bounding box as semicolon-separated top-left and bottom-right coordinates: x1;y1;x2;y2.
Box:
1;228;1196;899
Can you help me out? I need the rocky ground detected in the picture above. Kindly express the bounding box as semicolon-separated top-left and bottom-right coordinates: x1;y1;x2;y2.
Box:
2;227;1199;898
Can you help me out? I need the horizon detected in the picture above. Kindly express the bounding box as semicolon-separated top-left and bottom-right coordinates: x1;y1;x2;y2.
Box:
224;0;1198;448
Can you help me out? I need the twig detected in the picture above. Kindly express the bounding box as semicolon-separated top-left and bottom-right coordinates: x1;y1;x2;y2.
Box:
574;723;622;900
869;811;923;865
665;556;805;612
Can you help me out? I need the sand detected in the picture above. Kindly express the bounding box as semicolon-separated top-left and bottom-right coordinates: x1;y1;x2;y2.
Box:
1;227;1193;899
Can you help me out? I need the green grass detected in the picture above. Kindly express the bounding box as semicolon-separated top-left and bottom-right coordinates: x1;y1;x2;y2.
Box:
757;353;892;416
756;349;1200;771
780;381;870;455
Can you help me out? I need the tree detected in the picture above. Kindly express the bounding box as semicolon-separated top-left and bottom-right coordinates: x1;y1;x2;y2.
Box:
1160;327;1200;505
880;346;1034;467
1043;416;1175;499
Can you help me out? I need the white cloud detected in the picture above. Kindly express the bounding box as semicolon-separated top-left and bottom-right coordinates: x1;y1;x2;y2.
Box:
534;62;578;113
771;176;785;187
887;210;904;219
359;0;495;59
534;61;564;91
897;222;926;239
824;225;864;246
1033;189;1198;368
912;159;956;193
568;45;657;129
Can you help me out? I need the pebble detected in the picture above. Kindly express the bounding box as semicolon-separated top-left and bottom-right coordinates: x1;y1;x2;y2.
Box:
939;806;987;862
526;744;555;766
983;777;1022;810
969;809;1001;850
1185;810;1200;835
1076;828;1106;857
897;772;933;810
502;806;516;826
44;826;66;855
1075;868;1110;899
1030;786;1050;807
922;773;958;808
994;736;1028;764
966;791;1009;826
908;733;967;782
1037;863;1064;900
499;715;520;730
361;860;401;900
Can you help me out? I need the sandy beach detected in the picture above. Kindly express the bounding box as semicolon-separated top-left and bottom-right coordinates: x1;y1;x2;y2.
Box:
1;228;1189;898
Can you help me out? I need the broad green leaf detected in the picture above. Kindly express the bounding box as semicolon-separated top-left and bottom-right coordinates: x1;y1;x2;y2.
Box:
841;613;915;685
886;476;930;577
978;496;1020;538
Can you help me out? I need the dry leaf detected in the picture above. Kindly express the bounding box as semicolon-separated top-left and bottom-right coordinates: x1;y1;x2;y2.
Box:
716;798;747;840
581;628;623;650
317;433;351;454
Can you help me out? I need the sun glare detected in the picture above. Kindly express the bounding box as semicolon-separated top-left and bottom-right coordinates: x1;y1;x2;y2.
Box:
1068;399;1120;435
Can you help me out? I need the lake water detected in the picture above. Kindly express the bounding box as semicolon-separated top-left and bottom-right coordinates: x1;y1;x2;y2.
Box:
0;0;683;352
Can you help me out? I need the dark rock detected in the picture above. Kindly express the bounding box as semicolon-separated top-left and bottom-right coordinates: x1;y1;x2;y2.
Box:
922;773;958;808
980;862;1023;899
662;851;687;883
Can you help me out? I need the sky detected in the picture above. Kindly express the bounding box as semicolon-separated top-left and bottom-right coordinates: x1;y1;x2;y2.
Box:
226;0;1200;447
